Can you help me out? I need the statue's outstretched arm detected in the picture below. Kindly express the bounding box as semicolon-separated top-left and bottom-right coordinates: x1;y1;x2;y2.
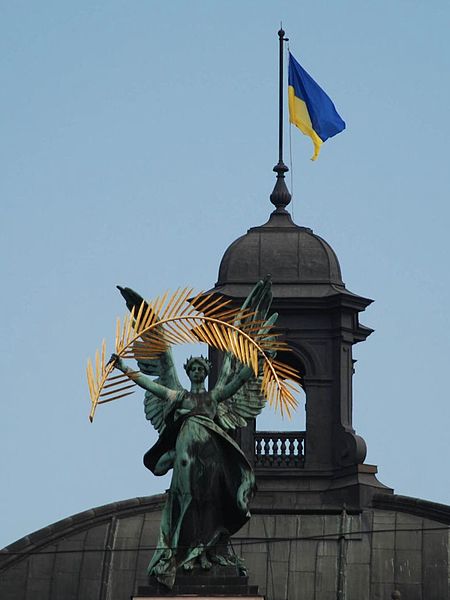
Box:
212;364;253;403
111;355;177;402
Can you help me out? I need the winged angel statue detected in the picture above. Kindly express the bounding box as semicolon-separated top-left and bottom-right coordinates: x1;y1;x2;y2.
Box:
87;279;299;588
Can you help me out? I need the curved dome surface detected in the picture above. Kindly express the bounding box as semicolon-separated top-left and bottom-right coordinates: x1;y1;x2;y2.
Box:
0;493;448;600
217;211;343;288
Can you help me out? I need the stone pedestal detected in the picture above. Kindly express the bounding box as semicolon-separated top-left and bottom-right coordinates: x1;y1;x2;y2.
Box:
133;597;263;600
132;566;262;598
133;597;262;600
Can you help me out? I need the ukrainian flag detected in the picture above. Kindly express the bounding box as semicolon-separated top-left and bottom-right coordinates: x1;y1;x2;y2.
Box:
288;52;345;160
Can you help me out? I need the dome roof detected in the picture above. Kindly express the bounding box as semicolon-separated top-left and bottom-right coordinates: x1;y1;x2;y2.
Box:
1;493;448;600
216;210;344;297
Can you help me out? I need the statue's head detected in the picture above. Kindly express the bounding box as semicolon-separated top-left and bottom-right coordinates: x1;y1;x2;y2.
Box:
183;355;211;384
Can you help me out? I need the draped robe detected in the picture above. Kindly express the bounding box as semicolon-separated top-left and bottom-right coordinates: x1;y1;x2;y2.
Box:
143;390;255;588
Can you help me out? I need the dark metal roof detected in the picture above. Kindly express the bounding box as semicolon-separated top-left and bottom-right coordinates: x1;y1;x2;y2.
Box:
216;211;344;296
1;493;449;600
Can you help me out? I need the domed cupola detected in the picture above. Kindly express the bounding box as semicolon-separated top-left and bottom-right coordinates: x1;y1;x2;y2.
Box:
214;154;348;300
209;155;389;510
217;210;344;294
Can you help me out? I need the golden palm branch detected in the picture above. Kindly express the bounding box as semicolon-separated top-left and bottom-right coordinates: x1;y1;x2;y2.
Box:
87;288;301;421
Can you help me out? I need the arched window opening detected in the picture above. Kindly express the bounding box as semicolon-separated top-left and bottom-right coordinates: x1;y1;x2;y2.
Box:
256;348;306;432
255;350;306;468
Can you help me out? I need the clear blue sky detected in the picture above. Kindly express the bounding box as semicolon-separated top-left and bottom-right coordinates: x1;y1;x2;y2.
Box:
1;1;449;548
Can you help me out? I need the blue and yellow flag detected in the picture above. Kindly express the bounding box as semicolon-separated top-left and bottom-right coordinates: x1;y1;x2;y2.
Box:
288;52;345;160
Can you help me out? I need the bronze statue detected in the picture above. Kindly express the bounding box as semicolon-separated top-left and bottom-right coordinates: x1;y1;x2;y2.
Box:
111;279;275;587
87;279;300;588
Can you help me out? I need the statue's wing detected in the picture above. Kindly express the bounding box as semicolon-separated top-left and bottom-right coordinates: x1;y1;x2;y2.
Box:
117;286;183;433
214;278;274;389
140;349;183;434
143;390;166;433
215;350;265;430
216;373;266;430
214;279;277;430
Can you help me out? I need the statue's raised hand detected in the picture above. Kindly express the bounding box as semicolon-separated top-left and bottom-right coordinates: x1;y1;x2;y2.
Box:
108;353;126;372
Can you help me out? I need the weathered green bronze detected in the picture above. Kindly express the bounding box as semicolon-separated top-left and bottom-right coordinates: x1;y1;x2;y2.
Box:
112;279;275;588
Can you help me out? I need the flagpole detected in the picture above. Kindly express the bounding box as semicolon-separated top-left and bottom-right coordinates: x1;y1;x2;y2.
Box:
270;27;292;213
278;27;286;165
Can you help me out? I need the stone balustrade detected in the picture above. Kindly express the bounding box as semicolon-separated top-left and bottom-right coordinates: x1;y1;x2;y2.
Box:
254;431;305;468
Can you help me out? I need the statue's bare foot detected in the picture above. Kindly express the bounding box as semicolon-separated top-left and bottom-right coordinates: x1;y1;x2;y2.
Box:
200;554;212;570
183;558;195;571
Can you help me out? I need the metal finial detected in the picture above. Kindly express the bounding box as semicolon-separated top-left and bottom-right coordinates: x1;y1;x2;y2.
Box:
270;162;291;212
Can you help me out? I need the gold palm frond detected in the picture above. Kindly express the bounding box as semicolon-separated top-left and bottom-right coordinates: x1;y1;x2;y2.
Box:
87;289;301;421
